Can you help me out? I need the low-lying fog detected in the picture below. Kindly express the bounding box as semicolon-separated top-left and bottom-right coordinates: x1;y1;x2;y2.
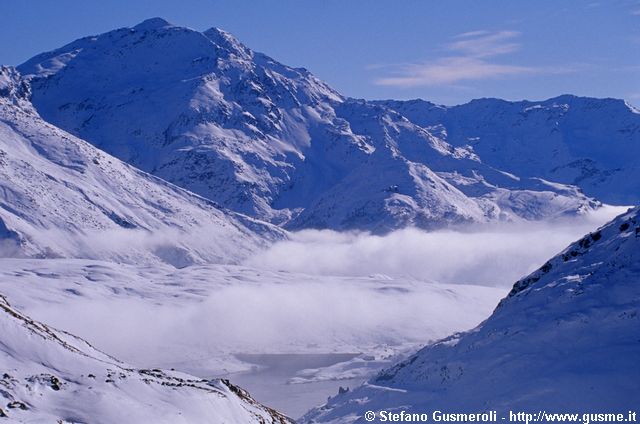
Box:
247;206;628;286
0;206;626;362
0;206;629;417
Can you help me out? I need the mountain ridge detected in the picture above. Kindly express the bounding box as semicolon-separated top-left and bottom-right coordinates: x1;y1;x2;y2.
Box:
0;290;292;423
378;95;640;205
16;18;610;232
0;65;285;265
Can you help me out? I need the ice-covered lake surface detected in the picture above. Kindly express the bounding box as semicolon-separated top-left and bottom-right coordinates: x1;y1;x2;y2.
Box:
223;353;364;418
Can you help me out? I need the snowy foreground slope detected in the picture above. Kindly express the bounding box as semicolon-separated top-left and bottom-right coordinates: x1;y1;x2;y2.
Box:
0;292;292;423
18;18;599;232
0;66;284;264
302;207;640;423
380;97;640;205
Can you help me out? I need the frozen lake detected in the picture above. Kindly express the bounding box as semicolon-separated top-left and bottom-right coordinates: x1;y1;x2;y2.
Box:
222;353;364;419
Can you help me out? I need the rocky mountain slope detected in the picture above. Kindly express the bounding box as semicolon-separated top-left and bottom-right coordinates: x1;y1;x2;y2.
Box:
0;291;291;423
302;206;640;422
0;66;284;265
18;18;600;232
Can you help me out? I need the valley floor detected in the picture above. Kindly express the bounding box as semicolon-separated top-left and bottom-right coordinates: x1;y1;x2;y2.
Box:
0;258;503;417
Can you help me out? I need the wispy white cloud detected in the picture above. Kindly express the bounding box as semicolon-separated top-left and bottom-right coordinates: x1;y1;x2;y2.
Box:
373;30;573;88
452;30;492;39
448;30;522;57
376;57;535;87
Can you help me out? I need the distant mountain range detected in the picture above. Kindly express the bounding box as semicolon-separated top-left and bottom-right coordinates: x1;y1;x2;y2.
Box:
379;96;640;205
16;17;638;233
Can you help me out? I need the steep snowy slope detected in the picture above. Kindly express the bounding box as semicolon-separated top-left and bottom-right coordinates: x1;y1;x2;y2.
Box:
18;18;356;224
18;19;596;231
303;207;640;422
0;292;292;423
380;96;640;205
0;66;284;265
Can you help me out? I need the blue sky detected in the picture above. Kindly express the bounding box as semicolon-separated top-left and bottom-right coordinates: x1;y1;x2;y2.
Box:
2;0;639;106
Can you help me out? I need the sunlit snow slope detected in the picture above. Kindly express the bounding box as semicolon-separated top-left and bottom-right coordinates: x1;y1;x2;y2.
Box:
0;292;292;423
0;66;284;265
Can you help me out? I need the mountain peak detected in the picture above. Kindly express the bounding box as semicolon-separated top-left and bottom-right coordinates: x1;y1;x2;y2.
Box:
133;17;173;31
16;21;635;230
203;26;251;58
204;26;233;39
0;66;31;105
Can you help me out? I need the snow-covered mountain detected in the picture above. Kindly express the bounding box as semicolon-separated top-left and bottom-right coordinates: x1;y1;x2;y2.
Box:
302;206;640;422
18;18;599;232
0;291;292;423
0;66;284;265
379;96;640;205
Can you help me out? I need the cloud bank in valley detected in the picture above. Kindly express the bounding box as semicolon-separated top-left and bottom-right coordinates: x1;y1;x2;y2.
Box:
9;263;502;374
247;206;629;286
0;206;628;375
